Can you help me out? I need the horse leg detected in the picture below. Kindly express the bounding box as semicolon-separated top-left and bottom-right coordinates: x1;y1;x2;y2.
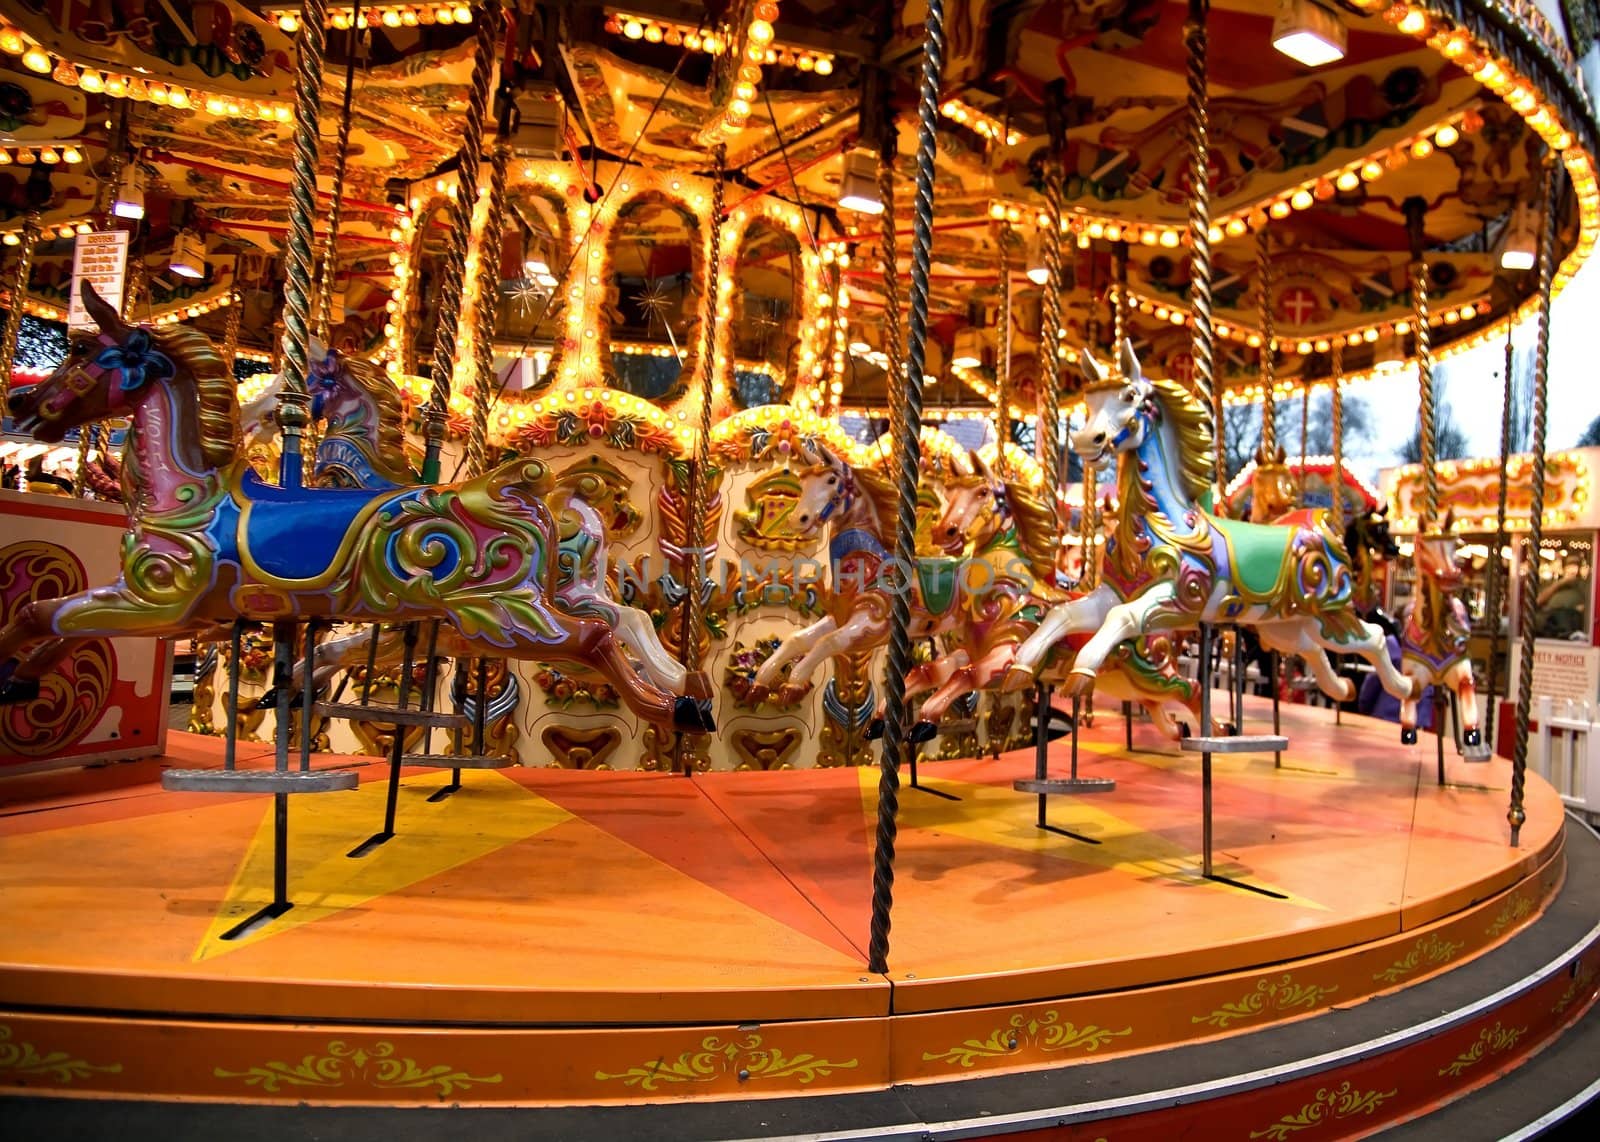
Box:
913;643;1015;741
1001;585;1119;691
0;587;196;702
778;608;889;705
503;616;712;733
1398;663;1422;744
1454;661;1483;748
1059;583;1179;697
1256;622;1351;702
612;604;693;695
908;649;968;700
1313;611;1419;702
751;615;836;700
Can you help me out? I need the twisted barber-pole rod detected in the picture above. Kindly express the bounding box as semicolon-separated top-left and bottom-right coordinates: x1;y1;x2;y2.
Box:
421;1;500;483
1184;0;1220;498
1406;196;1438;533
1510;155;1560;847
277;0;329;487
868;0;946;975
316;30;360;344
1257;227;1277;458
686;144;726;679
997;221;1014;462
879;145;904;434
0;214;40;399
466;146;510;479
1330;343;1345;535
1484;320;1516;744
1036;161;1064;499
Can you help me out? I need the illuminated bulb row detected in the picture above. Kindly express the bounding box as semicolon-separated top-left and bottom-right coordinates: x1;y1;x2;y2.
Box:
940;99;1023;146
0;144;84;166
603;6;834;74
1;218;95;245
151;290;237;327
381;206;415;371
0;23;291;123
990;200;1185;250
270;4;472;30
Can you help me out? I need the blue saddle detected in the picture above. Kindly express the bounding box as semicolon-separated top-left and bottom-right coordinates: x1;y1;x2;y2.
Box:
235;468;419;582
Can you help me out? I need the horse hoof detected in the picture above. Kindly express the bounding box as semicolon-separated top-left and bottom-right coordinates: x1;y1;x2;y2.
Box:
999;665;1034;693
1408;679;1425;700
684;670;714;701
673;696;717;734
1340;678;1357;703
864;717;885;740
908;720;938;744
745;682;770;703
0;677;40;705
776;683;810;705
1401;727;1418;745
1064;671;1095;698
1463;728;1481;747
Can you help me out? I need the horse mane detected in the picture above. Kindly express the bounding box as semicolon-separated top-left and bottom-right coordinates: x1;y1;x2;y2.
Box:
153;325;240;466
1003;481;1062;588
852;464;900;534
339;355;411;477
1148;373;1216;502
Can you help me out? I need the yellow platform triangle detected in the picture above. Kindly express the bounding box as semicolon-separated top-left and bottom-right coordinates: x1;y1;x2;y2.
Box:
195;770;572;960
858;767;1325;910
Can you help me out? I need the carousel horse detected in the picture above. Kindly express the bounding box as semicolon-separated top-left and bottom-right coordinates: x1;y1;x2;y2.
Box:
745;442;1027;705
1000;340;1418;708
1345;505;1401;637
1248;443;1297;523
1399;511;1484;752
0;282;713;734
248;349;699;705
904;453;1203;741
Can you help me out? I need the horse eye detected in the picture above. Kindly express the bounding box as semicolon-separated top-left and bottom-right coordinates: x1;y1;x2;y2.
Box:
827;476;836;485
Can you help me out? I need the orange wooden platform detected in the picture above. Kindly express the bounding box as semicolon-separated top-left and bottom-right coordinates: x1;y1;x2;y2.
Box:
0;699;1577;1107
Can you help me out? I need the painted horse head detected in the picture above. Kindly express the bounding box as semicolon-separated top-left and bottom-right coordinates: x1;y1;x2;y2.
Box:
1069;339;1153;466
1415;509;1464;589
1345;504;1400;565
10;282;240;465
787;441;860;536
1250;443;1296;523
931;450;1007;555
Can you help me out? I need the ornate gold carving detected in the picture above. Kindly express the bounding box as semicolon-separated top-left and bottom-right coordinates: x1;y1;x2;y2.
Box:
921;1012;1133;1068
1373;932;1466;984
1553;959;1599;1016
0;1023;122;1085
1248;1083;1398;1139
817;649;873;768
555;454;641;539
1438;1021;1527;1077
1193;975;1339;1029
731;727;803;770
594;1032;857;1092
737;468;809;549
540;725;622;769
1485;893;1536;938
213;1040;500;1096
188;644;218;734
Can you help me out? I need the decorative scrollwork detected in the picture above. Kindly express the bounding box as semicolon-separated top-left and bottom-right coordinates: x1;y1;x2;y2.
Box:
1373;932;1466;984
1248;1082;1397;1139
921;1011;1132;1068
0;1023;122;1085
1438;1021;1527;1077
1193;974;1339;1028
594;1032;857;1092
213;1040;500;1096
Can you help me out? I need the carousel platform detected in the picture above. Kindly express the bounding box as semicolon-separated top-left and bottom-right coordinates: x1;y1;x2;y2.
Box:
0;699;1596;1139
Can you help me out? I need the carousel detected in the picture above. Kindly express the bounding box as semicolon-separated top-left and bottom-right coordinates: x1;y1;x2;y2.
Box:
0;1;1598;1137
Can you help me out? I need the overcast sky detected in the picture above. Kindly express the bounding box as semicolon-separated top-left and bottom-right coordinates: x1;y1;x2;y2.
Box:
1347;259;1600;485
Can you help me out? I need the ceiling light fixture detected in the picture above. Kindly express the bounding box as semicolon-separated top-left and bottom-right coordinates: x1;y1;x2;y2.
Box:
836;148;884;215
1271;0;1348;68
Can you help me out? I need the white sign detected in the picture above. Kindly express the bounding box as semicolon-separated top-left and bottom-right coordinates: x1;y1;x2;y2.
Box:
66;230;129;332
1509;639;1600;705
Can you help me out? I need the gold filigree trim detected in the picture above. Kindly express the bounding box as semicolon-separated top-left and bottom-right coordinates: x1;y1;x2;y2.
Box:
1249;1082;1398;1139
1193;975;1339;1029
1485;894;1536;938
921;1012;1133;1068
1373;932;1466;984
1438;1021;1527;1077
213;1041;501;1096
1553;960;1600;1016
0;1024;122;1086
594;1032;857;1092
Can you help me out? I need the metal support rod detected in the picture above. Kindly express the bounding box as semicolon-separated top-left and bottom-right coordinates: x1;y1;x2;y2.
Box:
1034;682;1050;827
1484;321;1516;745
225;619;244;771
351;622;420;857
299;620;318;770
0;215;41;389
1510;154;1560;848
1271;651;1281;768
1199;623;1214;878
867;0;947;977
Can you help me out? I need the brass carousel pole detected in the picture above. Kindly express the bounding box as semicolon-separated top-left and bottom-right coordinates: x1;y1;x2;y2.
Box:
420;0;500;484
466;146;511;481
1509;154;1561;848
316;23;362;344
879;124;903;435
996;220;1013;467
670;142;725;776
1329;344;1345;535
277;0;330;489
1184;0;1218;503
1483;316;1516;747
1257;227;1277;466
867;0;946;976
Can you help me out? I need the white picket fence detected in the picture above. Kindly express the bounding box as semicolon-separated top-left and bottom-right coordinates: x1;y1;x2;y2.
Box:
1533;696;1600;823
